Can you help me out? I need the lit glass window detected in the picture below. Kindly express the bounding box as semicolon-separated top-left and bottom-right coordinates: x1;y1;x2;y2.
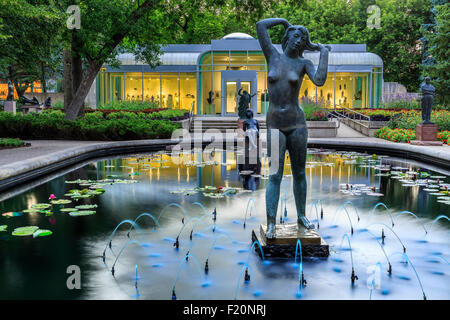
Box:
125;72;143;101
161;73;179;109
143;73;160;106
180;72;196;112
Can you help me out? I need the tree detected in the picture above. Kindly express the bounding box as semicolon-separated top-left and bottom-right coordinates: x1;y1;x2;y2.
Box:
421;3;450;104
55;0;166;120
0;0;63;100
272;0;432;92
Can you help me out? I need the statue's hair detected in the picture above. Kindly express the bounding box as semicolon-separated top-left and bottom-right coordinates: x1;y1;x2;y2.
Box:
281;25;320;57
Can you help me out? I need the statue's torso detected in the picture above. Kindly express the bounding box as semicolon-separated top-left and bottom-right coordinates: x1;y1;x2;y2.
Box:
266;54;307;131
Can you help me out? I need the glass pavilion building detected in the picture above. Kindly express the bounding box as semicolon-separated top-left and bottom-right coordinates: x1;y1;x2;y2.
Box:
96;33;383;115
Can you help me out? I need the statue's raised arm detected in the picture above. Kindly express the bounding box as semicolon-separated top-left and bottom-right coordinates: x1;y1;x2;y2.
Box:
256;18;291;61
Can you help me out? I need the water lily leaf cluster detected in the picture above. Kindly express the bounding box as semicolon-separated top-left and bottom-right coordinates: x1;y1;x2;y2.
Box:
11;226;53;238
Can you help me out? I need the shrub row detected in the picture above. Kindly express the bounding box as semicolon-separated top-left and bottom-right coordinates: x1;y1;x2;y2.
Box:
0;110;181;141
0;138;27;148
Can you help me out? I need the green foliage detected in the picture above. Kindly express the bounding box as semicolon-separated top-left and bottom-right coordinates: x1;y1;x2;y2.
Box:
0;137;26;147
375;127;416;143
421;3;450;105
97;101;160;111
273;0;432;92
0;110;180;140
0;1;63;94
380;99;421;110
386;110;450;131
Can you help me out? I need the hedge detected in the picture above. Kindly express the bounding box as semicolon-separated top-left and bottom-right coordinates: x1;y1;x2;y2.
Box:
0;110;181;141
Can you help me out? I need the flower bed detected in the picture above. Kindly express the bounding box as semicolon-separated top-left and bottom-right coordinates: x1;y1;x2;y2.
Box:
437;131;450;145
375;127;449;145
374;127;416;143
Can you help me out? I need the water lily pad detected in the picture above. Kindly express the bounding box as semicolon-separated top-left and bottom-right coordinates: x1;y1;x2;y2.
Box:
60;208;79;212
12;226;39;236
33;229;53;238
22;209;40;213
75;204;98;210
51;199;72;205
68;210;96;217
0;225;7;232
31;203;51;209
2;211;23;217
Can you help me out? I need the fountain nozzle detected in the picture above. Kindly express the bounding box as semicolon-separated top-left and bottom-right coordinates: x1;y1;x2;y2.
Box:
284;207;287;218
109;241;112;249
381;229;386;244
320;207;323;220
279;216;283;224
301;272;307;287
244;268;250;283
181;217;184;224
351;268;358;284
388;263;392;275
172;289;177;300
111;266;115;277
127;231;130;239
403;246;406;253
173;236;179;249
243;222;246;229
212;208;217;222
190;229;193;241
185;251;189;262
102;250;106;263
205;259;209;274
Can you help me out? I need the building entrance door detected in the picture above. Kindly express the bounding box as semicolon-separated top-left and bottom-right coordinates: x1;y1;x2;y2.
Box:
221;71;257;116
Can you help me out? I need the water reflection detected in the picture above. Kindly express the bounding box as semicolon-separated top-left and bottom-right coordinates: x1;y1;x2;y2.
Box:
0;149;448;300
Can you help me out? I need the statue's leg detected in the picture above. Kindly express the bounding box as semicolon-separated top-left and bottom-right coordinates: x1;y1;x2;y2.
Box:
265;128;286;239
286;126;314;229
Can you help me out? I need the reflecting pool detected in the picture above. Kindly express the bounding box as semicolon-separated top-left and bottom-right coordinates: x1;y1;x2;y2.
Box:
0;149;448;299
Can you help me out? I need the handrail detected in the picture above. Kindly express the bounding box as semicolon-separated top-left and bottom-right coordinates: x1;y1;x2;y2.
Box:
334;105;372;129
325;109;341;129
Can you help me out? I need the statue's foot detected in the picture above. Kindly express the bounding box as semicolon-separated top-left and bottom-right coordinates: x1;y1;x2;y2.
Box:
265;223;276;239
298;216;315;229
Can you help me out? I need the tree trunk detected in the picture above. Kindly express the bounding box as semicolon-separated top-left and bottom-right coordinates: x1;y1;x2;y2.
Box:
65;62;102;121
63;49;73;112
41;62;47;94
71;31;84;117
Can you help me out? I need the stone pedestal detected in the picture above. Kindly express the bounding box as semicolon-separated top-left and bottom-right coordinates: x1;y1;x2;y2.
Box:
410;123;443;146
4;101;16;115
252;223;329;258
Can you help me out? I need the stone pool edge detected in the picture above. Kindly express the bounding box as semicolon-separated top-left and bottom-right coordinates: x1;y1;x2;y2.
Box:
0;138;449;193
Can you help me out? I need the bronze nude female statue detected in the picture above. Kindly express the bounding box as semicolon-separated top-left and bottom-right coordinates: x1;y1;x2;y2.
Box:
256;18;330;239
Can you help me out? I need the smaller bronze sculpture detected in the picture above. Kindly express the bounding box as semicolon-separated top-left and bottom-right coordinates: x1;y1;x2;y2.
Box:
6;81;14;101
420;77;435;124
21;96;40;105
44;97;52;108
238;88;256;119
206;90;214;105
243;109;260;151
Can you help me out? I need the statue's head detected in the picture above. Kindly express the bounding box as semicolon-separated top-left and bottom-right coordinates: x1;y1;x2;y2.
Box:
243;90;248;95
246;109;254;119
425;77;431;84
282;25;319;57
